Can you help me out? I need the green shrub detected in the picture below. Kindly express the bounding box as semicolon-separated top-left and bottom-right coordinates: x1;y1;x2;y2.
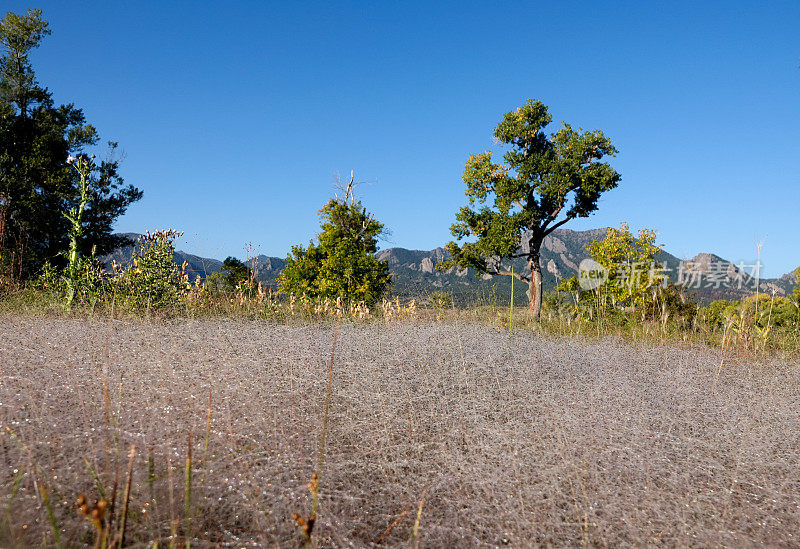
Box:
280;190;391;303
738;294;799;329
33;257;108;308
220;256;257;294
428;290;453;309
698;299;740;328
115;230;189;311
649;284;698;321
542;289;574;315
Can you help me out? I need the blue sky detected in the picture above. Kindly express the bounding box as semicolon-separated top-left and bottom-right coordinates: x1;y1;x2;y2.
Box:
8;1;799;277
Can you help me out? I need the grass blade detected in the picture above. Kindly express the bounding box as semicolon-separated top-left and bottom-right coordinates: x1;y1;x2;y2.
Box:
116;444;136;549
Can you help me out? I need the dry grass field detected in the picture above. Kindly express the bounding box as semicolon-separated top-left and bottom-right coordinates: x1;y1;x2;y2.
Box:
1;316;799;547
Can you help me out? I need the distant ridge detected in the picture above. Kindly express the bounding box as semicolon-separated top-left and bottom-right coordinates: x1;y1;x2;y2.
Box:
101;230;797;304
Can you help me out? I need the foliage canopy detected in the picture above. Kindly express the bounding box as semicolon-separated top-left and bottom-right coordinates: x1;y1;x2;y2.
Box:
279;186;391;303
585;223;663;309
442;99;620;317
0;9;142;281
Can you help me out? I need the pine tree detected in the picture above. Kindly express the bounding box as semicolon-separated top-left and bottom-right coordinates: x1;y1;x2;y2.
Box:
0;9;142;280
279;175;391;303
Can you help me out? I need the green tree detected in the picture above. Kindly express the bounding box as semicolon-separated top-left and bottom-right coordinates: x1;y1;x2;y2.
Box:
220;256;256;292
584;223;663;310
442;99;621;317
0;9;142;280
279;178;391;302
793;267;800;303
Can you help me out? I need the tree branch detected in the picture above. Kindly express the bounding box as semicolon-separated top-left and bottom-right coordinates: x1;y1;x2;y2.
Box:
540;204;563;231
485;256;531;282
344;170;355;204
486;267;530;283
540;182;582;232
542;214;575;237
353;213;375;241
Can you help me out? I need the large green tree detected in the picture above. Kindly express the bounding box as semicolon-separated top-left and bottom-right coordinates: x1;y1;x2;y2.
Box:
0;9;142;280
442;99;621;317
279;177;391;302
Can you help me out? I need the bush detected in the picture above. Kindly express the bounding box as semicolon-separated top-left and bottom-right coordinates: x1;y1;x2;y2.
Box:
739;294;799;329
280;191;391;303
542;289;574;315
428;290;453;309
697;299;739;328
115;230;189;311
33;257;108;308
648;284;698;321
585;223;663;311
220;256;258;295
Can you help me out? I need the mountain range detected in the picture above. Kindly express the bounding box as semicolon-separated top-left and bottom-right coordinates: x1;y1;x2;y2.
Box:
101;230;798;305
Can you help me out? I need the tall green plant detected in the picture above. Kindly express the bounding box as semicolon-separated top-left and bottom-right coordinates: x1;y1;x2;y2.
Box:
63;154;92;306
280;174;391;303
585;223;663;310
441;99;621;317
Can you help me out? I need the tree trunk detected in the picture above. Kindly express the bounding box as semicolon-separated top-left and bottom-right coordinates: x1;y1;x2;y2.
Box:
0;193;7;259
527;250;543;318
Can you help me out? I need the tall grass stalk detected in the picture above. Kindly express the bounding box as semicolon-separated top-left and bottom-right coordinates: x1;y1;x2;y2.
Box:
300;323;339;548
409;489;426;548
200;389;212;488
107;468;119;548
38;481;62;549
754;240;763;324
376;507;409;544
117;444;136;549
147;449;156;505
2;465;25;530
184;433;193;548
83;458;108;500
509;266;514;332
166;454;176;549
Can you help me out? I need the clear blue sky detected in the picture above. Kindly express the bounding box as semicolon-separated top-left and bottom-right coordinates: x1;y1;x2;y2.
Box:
8;1;799;277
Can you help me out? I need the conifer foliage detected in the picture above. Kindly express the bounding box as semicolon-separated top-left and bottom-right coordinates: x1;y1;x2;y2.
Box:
279;175;391;303
0;9;142;281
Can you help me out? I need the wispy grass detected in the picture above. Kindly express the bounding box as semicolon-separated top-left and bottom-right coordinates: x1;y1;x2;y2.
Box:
1;317;799;545
3;281;797;358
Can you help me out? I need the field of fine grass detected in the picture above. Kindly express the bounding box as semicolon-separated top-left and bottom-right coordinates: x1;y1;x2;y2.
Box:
2;316;799;547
